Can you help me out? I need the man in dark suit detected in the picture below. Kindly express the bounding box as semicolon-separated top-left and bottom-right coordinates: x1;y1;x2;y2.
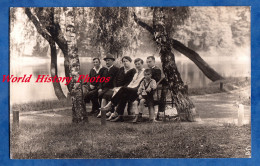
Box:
97;53;119;117
146;56;161;83
144;56;162;122
83;58;107;114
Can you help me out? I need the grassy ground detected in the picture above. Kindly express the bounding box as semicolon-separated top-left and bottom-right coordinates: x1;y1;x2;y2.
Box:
11;99;72;112
10;76;251;159
11;115;251;159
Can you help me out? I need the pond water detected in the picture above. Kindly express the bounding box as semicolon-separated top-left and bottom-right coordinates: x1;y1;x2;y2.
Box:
10;55;250;104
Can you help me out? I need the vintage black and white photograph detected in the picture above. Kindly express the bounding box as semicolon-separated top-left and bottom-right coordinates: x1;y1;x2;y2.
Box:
10;7;251;158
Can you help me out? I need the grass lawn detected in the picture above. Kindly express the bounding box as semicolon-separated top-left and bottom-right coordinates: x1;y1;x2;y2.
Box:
10;76;251;159
11;115;251;159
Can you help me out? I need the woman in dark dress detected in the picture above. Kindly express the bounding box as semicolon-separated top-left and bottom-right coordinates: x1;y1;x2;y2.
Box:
100;58;145;122
97;56;136;117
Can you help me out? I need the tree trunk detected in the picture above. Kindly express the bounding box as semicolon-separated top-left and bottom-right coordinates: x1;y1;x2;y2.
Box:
36;7;72;92
25;8;67;100
152;8;197;121
160;48;196;121
52;28;71;93
64;7;88;123
49;40;67;99
133;8;200;121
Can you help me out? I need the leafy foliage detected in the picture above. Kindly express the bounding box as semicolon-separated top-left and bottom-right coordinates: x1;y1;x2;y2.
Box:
173;7;250;55
10;7;250;58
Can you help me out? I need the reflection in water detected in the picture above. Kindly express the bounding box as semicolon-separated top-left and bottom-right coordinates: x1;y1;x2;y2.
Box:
10;56;250;104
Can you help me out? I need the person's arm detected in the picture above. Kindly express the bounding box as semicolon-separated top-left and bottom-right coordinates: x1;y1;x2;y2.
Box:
98;68;108;90
124;68;136;87
136;73;145;88
89;69;98;89
110;67;119;88
153;68;162;83
113;67;122;87
137;81;144;95
151;79;157;90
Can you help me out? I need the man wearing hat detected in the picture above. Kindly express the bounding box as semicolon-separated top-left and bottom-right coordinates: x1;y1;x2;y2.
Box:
97;53;120;117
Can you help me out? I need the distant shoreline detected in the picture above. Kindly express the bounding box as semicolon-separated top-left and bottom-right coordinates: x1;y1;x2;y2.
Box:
10;76;250;109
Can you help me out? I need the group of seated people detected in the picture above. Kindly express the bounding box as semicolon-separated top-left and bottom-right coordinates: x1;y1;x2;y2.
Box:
82;54;163;123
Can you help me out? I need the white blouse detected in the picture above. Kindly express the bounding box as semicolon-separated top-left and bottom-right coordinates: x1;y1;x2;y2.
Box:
127;68;145;88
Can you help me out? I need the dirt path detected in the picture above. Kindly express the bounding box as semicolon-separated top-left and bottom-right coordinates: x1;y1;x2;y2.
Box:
191;86;250;125
11;86;251;126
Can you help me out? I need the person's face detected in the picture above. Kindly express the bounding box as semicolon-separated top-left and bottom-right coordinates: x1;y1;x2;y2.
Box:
122;58;131;68
144;72;152;80
105;59;114;67
93;59;100;68
135;61;143;70
146;58;155;68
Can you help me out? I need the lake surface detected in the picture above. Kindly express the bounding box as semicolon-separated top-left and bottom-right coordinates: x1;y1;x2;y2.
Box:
10;56;250;104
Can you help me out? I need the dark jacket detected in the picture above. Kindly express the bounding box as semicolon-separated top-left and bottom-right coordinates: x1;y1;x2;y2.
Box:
151;66;162;83
99;65;120;90
85;66;107;89
113;67;136;87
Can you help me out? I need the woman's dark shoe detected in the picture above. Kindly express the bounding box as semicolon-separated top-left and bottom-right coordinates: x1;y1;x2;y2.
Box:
110;115;124;122
89;109;99;115
138;115;143;122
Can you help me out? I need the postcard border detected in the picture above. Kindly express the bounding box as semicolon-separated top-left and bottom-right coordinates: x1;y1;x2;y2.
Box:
1;0;258;165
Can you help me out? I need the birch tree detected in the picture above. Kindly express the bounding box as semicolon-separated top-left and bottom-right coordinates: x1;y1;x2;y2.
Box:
64;7;88;123
133;7;223;121
25;7;88;123
25;8;67;99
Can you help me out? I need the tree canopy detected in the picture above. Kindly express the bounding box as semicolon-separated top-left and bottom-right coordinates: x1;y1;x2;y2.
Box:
10;7;250;59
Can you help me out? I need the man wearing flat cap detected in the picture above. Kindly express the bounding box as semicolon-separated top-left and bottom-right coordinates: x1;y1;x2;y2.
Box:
97;53;120;116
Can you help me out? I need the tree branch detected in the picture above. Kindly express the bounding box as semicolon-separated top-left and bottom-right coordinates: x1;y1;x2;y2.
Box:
25;7;67;99
32;7;70;92
133;13;154;34
170;38;224;81
133;11;223;82
49;39;66;100
25;8;52;43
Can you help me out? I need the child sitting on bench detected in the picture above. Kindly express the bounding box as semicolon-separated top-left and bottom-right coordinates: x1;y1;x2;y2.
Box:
132;69;157;123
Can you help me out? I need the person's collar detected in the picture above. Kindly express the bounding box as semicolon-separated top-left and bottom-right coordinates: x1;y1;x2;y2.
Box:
152;65;156;69
124;66;131;73
93;65;102;73
107;65;114;70
137;68;145;73
144;78;151;83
